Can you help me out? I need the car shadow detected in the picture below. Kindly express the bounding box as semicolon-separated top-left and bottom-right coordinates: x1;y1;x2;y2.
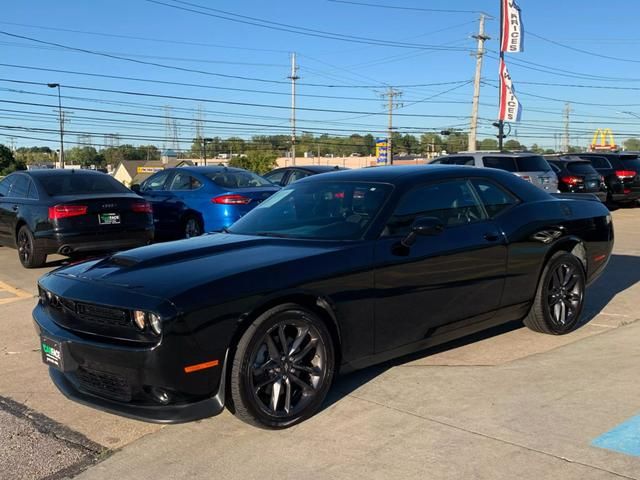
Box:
324;253;640;411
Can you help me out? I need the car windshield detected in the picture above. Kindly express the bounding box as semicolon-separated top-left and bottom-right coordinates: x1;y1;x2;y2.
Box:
39;173;131;196
205;170;273;188
228;181;392;240
516;156;551;172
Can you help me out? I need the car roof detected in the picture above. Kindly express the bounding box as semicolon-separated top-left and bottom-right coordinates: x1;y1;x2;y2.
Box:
24;168;106;177
293;165;346;173
170;166;251;175
450;151;541;157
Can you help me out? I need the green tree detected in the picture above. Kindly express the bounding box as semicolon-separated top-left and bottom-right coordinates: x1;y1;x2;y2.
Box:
623;138;640;151
445;130;468;153
0;144;25;175
66;146;102;167
229;150;277;174
529;143;544;154
478;138;498;150
420;133;444;155
504;139;526;151
14;146;55;165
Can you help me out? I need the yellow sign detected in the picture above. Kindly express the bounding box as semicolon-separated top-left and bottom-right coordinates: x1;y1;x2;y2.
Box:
136;166;164;174
590;128;616;151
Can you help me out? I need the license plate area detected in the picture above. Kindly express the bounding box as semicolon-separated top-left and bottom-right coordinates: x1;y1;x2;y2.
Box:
41;336;64;370
99;212;120;225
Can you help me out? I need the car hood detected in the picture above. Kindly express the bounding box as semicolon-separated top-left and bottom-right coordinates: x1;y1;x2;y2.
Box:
51;233;357;303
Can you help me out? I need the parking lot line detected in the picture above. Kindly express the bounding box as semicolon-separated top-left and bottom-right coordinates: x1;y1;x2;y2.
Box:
0;280;33;305
592;414;640;457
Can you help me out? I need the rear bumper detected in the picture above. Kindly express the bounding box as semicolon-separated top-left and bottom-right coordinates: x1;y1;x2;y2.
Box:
36;228;154;255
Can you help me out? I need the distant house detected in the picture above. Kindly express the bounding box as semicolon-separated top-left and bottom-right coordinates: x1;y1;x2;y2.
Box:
112;160;146;186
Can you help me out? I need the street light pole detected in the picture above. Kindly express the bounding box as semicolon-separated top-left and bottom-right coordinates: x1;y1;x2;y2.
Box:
47;83;64;168
203;137;213;166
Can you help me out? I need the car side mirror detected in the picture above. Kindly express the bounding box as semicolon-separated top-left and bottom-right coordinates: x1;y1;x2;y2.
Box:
401;216;444;247
131;184;141;193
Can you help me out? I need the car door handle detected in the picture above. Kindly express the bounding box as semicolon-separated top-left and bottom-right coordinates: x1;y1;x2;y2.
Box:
483;232;501;242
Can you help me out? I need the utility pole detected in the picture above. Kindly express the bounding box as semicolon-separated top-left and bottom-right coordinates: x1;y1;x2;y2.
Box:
469;14;489;152
563;102;572;152
47;83;65;168
382;87;402;165
288;52;300;166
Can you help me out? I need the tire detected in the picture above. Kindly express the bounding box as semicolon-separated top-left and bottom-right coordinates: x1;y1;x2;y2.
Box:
183;214;203;239
230;304;336;429
17;225;47;268
524;251;586;335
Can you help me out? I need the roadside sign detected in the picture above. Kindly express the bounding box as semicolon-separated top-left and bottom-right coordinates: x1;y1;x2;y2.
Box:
136;166;164;174
376;139;388;164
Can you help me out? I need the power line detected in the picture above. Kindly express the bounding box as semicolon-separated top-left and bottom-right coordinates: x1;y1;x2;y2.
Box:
528;31;640;64
327;0;483;14
143;0;473;51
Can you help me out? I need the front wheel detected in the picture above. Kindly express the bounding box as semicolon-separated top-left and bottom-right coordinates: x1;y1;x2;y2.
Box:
230;304;335;428
524;251;586;335
183;215;203;239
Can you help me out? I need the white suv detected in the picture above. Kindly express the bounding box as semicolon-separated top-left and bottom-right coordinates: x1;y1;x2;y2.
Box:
431;152;558;193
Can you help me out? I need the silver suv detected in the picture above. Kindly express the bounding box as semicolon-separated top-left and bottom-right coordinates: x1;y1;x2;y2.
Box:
431;152;558;193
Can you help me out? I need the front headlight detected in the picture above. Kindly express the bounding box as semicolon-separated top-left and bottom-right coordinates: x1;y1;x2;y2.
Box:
149;313;162;335
132;310;162;335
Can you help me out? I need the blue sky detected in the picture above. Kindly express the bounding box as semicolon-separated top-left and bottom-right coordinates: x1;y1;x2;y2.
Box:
2;0;640;151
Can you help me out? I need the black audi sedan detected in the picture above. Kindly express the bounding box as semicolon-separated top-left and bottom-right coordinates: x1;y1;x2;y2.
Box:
33;166;613;428
0;169;153;268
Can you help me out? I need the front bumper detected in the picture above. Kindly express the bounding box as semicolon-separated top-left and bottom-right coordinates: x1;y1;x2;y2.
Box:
33;303;226;424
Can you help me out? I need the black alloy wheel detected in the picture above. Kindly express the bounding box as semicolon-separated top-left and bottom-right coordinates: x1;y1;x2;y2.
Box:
524;251;586;335
546;262;583;329
183;216;202;239
230;304;335;428
17;225;47;268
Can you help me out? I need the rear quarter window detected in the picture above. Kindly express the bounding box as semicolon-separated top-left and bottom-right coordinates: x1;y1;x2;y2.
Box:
579;156;611;169
515;156;551;172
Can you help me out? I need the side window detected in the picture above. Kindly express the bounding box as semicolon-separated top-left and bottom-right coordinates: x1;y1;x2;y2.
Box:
263;169;287;186
8;175;29;199
450;156;475;166
386;180;485;236
142;170;171;191
288;170;311;183
0;176;12;197
169;172;202;191
430;157;448;165
471;179;519;218
483;156;517;172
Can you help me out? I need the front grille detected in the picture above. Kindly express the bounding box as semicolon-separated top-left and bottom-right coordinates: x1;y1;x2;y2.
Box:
75;302;130;327
74;367;132;402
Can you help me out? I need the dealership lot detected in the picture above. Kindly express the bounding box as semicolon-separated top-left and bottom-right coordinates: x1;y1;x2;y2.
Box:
1;208;639;479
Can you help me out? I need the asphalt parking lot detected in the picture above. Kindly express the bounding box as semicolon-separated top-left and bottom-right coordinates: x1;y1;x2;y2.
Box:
1;208;639;479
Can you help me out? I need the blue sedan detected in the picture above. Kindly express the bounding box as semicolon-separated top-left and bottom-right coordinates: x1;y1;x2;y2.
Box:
133;166;279;239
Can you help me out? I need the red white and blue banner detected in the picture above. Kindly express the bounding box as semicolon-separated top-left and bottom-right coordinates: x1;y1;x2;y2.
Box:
500;0;524;53
498;57;522;122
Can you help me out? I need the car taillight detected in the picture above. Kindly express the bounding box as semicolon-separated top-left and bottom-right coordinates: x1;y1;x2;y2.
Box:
561;175;582;186
615;170;636;179
211;194;251;205
48;204;88;220
520;175;532;182
131;202;153;213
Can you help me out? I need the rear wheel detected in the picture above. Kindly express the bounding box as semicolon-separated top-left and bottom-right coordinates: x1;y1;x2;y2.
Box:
17;225;47;268
524;252;585;335
230;304;335;429
183;215;202;239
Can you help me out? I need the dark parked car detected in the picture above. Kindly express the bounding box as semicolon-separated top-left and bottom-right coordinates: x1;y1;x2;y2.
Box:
572;152;640;204
0;170;153;268
545;156;607;202
133;166;279;239
263;165;346;187
34;166;613;428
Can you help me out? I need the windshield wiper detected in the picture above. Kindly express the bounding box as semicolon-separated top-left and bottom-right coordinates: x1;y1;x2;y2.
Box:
254;231;294;238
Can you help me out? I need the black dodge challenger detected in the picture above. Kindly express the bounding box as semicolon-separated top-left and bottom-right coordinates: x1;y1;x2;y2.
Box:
33;166;613;428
